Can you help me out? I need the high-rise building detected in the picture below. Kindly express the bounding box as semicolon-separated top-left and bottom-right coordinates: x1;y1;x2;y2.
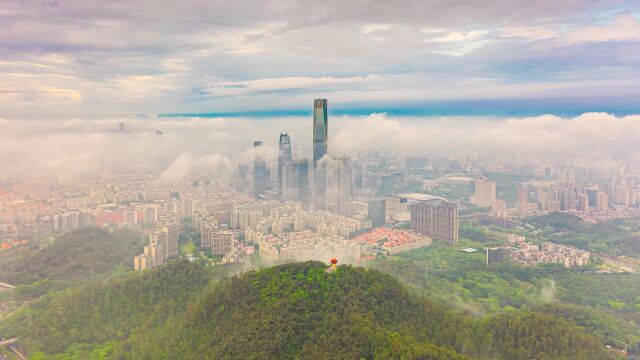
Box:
277;133;292;196
410;199;459;246
517;187;528;218
283;159;309;207
148;232;166;267
596;191;609;211
211;229;234;255
327;156;353;216
368;199;386;227
313;98;328;210
253;140;266;198
486;247;510;265
577;193;590;212
471;178;496;207
162;223;179;259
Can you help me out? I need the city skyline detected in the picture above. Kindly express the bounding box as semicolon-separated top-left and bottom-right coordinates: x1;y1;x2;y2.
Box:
4;2;640;358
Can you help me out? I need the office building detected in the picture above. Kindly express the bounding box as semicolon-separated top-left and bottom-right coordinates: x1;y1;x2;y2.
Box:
313;98;328;210
517;187;528;218
253;140;266;198
368;199;386;227
283;159;310;207
278;133;292;196
327;156;352;216
410;199;459;246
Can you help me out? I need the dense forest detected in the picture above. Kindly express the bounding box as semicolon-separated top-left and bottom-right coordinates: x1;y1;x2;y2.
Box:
525;212;640;256
0;227;145;285
0;261;622;359
373;242;640;352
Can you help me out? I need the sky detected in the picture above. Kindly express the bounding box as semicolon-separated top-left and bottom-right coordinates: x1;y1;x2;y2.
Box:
2;0;640;117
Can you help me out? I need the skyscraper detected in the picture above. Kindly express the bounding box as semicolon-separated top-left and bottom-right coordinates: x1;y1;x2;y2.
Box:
278;133;292;196
253;141;266;198
368;199;386;227
471;178;496;207
282;159;309;207
596;191;609;211
327;156;352;216
313;98;328;210
410;199;459;246
517;187;528;218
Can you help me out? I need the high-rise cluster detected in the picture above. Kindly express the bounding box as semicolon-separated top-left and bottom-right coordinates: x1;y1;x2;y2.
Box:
134;218;179;271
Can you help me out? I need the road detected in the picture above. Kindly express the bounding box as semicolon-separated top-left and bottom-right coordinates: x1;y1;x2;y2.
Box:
0;338;27;360
0;283;15;291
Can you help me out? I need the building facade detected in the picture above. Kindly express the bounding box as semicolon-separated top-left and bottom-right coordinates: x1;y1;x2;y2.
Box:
313;99;328;210
253;140;266;198
410;199;459;246
277;133;292;197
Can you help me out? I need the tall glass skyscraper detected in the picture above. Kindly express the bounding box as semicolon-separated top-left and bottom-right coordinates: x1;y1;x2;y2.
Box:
253;140;266;198
327;155;352;216
313;99;328;210
282;159;309;207
277;133;292;196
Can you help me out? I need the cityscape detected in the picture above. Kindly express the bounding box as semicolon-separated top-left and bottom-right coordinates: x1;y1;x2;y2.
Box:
3;99;639;273
2;1;640;359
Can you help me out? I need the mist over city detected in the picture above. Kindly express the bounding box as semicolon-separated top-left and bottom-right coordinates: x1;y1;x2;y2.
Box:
2;1;640;359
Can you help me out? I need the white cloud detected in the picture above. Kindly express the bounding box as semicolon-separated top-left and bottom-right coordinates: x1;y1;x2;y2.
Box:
429;30;490;43
566;15;640;42
2;112;640;184
203;75;387;96
361;24;394;34
0;1;637;116
499;26;558;40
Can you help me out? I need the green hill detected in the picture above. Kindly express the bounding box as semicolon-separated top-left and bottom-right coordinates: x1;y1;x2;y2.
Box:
0;227;145;285
0;261;621;360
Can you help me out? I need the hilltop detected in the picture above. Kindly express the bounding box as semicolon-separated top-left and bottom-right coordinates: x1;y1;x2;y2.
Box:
1;261;621;360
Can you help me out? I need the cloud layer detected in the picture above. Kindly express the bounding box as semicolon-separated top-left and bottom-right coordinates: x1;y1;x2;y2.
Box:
2;112;639;184
1;1;639;116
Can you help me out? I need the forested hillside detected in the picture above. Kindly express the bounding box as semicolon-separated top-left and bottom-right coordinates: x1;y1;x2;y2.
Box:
0;227;145;285
0;261;622;360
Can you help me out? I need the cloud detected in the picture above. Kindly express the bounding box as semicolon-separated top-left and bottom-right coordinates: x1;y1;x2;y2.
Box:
499;26;558;40
566;15;640;43
0;1;637;116
429;30;490;43
202;75;387;96
158;152;232;183
361;24;394;34
2;112;640;184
